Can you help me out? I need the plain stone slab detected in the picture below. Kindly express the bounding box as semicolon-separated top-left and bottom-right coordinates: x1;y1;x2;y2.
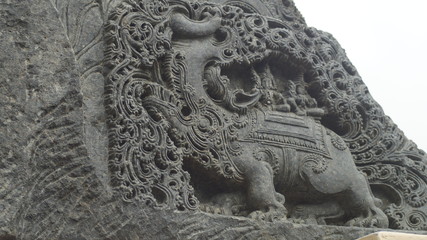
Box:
357;231;427;240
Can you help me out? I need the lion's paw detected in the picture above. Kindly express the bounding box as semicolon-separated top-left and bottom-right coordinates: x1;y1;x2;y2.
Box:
248;205;287;222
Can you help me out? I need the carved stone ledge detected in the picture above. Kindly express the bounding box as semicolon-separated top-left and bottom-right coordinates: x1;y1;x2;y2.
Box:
115;209;427;240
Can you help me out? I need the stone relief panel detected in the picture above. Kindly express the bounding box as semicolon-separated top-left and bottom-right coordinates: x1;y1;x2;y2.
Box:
5;0;427;239
104;0;427;230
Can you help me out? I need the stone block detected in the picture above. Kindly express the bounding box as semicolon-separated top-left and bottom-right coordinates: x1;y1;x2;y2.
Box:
358;231;427;240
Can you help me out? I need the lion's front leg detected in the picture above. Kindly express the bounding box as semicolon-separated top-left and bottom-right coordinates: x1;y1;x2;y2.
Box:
233;156;287;221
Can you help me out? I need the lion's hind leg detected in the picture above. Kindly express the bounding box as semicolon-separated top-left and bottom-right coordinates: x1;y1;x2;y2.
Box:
233;156;287;222
344;172;389;228
290;201;345;225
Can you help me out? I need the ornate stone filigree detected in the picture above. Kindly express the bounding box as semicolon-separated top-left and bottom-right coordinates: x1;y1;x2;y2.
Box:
104;0;427;230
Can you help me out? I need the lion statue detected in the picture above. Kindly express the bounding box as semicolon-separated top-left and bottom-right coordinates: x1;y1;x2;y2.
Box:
104;0;388;228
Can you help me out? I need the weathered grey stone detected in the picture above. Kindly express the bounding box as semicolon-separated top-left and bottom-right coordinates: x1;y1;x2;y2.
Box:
1;0;427;239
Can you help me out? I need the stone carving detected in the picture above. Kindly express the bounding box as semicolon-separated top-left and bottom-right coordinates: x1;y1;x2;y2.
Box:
5;0;427;239
104;0;427;230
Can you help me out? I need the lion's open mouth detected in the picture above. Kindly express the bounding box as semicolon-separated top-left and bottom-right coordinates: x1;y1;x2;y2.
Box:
203;52;317;114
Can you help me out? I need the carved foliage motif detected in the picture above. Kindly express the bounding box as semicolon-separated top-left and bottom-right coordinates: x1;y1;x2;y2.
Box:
104;0;427;230
104;0;198;210
361;164;427;230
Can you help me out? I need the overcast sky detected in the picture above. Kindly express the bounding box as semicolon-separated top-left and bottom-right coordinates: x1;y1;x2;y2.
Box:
294;0;427;152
